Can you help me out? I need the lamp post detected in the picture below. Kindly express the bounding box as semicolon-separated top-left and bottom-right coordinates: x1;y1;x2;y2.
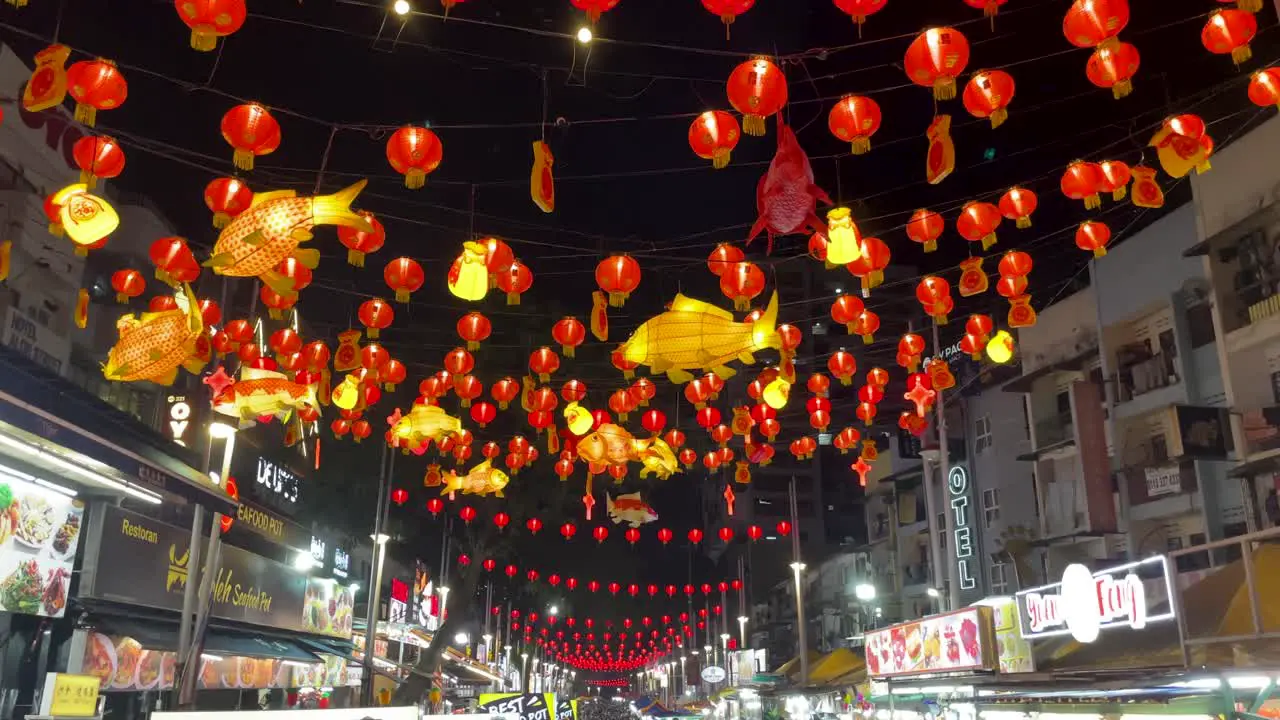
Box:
791;561;808;685
521;652;529;692
737;616;748;650
360;531;390;705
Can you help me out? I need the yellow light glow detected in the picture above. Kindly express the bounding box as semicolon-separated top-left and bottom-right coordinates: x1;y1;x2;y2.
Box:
54;183;119;249
577;27;593;44
986;330;1015;364
762;378;791;410
393;0;411;16
447;241;490;301
564;401;594;436
824;207;862;265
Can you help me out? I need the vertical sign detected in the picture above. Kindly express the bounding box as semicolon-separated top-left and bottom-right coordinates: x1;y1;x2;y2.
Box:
166;396;192;446
947;464;985;604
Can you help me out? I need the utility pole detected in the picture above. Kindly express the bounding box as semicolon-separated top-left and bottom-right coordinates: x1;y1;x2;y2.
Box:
931;321;961;612
789;478;808;686
361;444;393;705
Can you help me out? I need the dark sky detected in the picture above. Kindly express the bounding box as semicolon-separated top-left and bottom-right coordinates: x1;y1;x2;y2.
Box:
2;0;1278;668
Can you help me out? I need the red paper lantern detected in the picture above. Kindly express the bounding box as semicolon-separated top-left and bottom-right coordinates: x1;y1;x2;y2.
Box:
529;347;561;382
495;260;534;305
491;377;520;409
906;209;944;253
962;70;1016;129
701;0;756;36
720;261;765;311
493;512;511;530
776;520;792;536
833;0;887;28
641;409;667;436
998;250;1033;277
459;507;480;526
358;298;394;339
625;528;641;545
506;564;519;578
747;525;763;541
903;27;970;100
596;255;641;307
963;0;1006;17
571;0;620;24
593;526;610;544
830;294;864;334
828;350;857;385
220;103;278;171
707;243;746;277
1248;68;1280;110
337;211;385;268
1098;160;1132;201
72;135;125;188
483;559;496;572
1075;220;1112;257
807;374;830;397
385;257;425;303
457;312;491;351
110;269;145;304
828;95;881;155
66;59;128;127
386;126;443;189
688;529;704;544
527;517;544;534
1061;161;1104;209
471;401;497;428
426;497;444;516
204;177;252;229
998;187;1037;229
689;111;742;169
1086;41;1141;99
1202;9;1256;65
1063;0;1129;48
726;57;788;136
175;0;247;51
956;202;1002;251
561;522;578;540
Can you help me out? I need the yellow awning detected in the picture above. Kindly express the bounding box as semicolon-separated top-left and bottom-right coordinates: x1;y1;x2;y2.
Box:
806;648;865;685
774;651;821;678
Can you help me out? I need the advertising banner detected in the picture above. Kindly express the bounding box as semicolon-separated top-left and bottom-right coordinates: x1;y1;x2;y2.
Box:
0;472;84;617
1015;556;1174;643
479;693;575;720
80;505;353;638
864;607;995;677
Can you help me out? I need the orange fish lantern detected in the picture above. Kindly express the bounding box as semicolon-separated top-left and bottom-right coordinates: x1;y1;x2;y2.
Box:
956;201;1001;251
386;125;443;189
963;70;1015;129
496;259;533;305
552;317;587;357
571;0;620;24
1061;161;1103;209
1099;161;1130;199
207;365;319;425
689;111;741;169
1075;220;1111;257
720;261;765;311
833;0;887;32
1130;165;1164;208
904;27;970;100
531;140;556;212
701;0;755;38
726;57;787;137
337;211;385;268
999;187;1037;228
385;256;425;303
72;135;125;189
358;298;394;339
1087;41;1140;99
103;284;205;385
204;177;253;229
52;184;119;255
925;115;955;184
66;58;127;127
175;0;247;51
1151;114;1213;178
221;103;279;171
853;309;879;344
205;181;369;293
597;255;641;307
1202;9;1256;65
828;95;881;155
23;44;70;113
906;209;943;253
1249;68;1280;111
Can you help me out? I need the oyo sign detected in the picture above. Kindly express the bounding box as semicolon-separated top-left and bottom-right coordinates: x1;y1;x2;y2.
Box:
166;396;191;446
1015;556;1174;643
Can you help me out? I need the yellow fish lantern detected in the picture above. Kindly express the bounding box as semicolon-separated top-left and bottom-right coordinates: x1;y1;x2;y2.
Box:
618;291;781;384
531;140;556;213
203;181;372;296
440;459;511;498
102;283;204;385
53;183;119;255
447;241;489;301
391;404;463;449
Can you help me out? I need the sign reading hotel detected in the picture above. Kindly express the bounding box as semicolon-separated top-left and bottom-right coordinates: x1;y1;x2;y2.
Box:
947;465;981;601
1014;556;1174;643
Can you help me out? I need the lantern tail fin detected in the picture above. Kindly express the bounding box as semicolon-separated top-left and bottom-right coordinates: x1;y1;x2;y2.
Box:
751;291;781;350
313;180;373;232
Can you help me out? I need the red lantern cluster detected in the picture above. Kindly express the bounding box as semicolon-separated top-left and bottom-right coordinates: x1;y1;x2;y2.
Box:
997;251;1037;329
1064;0;1139;99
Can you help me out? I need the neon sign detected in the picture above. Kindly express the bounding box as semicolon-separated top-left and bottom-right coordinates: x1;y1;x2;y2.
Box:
1015;556;1174;643
947;466;976;590
166;396;191;446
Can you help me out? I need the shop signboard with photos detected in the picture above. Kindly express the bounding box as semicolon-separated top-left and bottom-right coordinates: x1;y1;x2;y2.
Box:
0;470;85;617
864;607;995;678
79;505;354;638
71;631;360;692
479;693;576;720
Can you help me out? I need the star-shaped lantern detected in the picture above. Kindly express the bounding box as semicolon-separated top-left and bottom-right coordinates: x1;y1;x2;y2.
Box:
851;457;872;487
905;377;937;417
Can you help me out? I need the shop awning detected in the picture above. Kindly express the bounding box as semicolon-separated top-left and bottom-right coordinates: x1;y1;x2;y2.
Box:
0;345;235;514
1036;544;1280;673
204;628;321;662
773;651;821;678
804;648;865;686
84;604;339;663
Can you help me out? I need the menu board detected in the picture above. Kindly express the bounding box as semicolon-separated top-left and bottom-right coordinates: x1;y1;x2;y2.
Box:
0;474;84;617
991;600;1034;674
864;607;994;677
75;632;360;692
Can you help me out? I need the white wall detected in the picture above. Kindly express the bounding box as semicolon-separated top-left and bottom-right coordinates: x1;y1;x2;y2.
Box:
1192;114;1280;241
1017;288;1097;374
1095;205;1203;325
966;385;1034;573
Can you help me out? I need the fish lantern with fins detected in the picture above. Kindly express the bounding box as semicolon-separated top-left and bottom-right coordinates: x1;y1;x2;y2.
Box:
747;123;831;254
102;284;205;385
203;181;371;296
617;291;780;384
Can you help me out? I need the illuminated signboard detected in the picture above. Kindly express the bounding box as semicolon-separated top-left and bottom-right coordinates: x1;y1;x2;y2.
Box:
310;535;326;565
333;547;350;578
864;607;995;677
166;395;192;446
256;457;298;505
1014;555;1174;643
947;466;977;592
389;578;409;624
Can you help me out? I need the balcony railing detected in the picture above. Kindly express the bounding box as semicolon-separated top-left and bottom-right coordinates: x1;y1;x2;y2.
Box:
1116;354;1179;401
1034;411;1075;447
1241;406;1280;456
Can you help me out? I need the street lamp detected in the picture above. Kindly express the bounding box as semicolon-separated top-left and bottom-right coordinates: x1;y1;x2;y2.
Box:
455;632;470;645
737;616;748;648
521;652;529;692
791;561;809;685
855;583;876;601
549;605;559;615
438;584;451;621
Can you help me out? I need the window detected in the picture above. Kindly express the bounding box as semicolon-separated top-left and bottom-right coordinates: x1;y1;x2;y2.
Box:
982;488;1000;528
937;512;947;551
975;415;993;454
990;562;1008;593
1056;391;1071;416
1187;302;1216;349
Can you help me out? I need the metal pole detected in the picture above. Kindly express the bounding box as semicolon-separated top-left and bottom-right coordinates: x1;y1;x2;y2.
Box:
174;433;214;703
789;478;809;686
932;320;960;612
361;443;392;706
1090;259;1134;558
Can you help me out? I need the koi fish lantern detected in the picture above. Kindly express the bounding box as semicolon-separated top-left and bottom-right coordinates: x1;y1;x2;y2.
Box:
52;184;119;255
440;459;510;498
102;284;205;385
206;365;319;426
617;292;780;384
747;123;831;254
575;423;679;480
204;181;371;295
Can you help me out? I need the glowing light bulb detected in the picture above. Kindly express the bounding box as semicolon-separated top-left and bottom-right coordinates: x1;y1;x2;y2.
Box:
393;0;412;15
577;27;593;44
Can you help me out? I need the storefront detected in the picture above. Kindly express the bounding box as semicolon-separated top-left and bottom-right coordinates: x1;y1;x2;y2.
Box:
69;503;359;712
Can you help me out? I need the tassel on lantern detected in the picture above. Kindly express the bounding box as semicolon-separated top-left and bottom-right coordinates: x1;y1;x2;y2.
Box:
1239;0;1261;11
348;250;365;267
233;149;254;172
1197;159;1212;174
1112;186;1127;202
713;149;730;170
742;114;765;137
1233;44;1253;66
269;307;283;320
1016;216;1031;229
981;233;996;251
850;136;870;155
989;108;1008;129
933;77;956;101
6;0;29;7
1111;80;1133;100
213;212;231;229
189;29;218;52
403;168;426;190
507;291;521;305
74;103;96;128
48;221;63;237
